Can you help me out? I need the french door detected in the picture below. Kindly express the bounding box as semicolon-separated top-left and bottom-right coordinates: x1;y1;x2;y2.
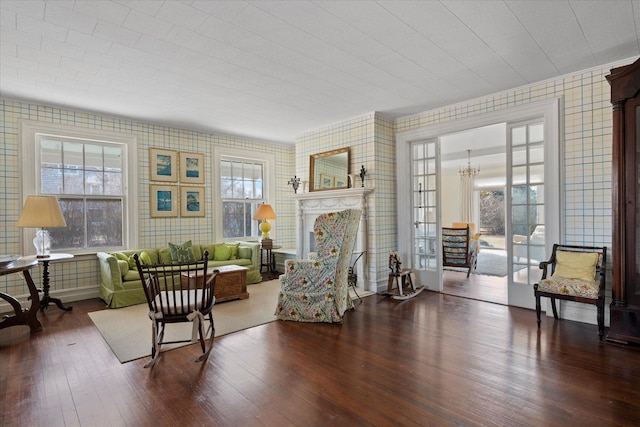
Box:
410;139;441;289
396;99;560;305
507;120;548;308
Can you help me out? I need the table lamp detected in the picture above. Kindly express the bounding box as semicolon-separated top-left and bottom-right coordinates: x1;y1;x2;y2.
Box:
253;203;276;240
17;195;67;258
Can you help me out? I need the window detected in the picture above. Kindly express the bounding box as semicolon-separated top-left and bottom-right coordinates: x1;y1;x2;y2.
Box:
214;148;275;241
220;159;264;239
21;121;137;254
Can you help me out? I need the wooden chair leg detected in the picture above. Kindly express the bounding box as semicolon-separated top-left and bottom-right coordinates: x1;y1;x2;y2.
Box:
535;292;542;328
597;298;605;341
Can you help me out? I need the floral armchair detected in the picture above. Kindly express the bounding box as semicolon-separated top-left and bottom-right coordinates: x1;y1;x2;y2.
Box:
275;209;362;323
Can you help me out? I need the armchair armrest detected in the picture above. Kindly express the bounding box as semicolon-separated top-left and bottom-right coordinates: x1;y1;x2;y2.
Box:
97;252;124;291
538;260;552;279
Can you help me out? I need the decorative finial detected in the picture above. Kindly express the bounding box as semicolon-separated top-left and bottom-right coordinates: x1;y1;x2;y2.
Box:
359;165;366;187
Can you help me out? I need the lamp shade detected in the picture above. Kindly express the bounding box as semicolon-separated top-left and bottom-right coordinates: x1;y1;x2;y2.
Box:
253;204;277;221
17;196;67;228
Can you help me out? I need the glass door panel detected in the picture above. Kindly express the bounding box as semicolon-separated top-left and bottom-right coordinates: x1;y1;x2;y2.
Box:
411;140;440;287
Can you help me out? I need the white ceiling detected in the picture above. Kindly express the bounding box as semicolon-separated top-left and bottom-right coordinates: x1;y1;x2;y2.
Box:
1;1;639;143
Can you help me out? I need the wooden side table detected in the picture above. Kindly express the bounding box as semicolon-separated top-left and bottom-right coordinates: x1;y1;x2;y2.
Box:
260;242;281;279
0;258;42;332
22;253;74;311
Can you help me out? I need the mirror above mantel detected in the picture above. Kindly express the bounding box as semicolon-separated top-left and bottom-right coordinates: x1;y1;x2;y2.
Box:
309;147;349;191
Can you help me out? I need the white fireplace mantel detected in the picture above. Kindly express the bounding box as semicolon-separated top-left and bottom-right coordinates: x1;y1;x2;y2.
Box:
290;187;373;290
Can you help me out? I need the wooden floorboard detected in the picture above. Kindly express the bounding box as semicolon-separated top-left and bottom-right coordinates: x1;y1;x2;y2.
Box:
2;292;640;426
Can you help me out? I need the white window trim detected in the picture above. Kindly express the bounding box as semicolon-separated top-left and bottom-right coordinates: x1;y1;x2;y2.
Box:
213;147;276;242
20;120;138;255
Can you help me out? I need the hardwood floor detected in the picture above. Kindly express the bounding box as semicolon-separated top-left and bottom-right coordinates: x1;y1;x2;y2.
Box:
2;293;640;426
443;270;508;305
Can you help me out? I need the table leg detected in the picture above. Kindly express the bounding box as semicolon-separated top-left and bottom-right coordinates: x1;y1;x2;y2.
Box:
39;260;72;312
0;270;42;332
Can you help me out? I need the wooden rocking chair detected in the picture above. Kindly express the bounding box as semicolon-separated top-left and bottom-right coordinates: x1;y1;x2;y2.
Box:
382;251;424;300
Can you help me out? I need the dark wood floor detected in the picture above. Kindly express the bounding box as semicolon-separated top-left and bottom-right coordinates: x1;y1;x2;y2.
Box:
443;270;508;305
2;292;640;426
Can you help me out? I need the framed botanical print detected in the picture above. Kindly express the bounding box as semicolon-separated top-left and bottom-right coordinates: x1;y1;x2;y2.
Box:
150;148;178;182
150;185;178;218
180;151;205;184
180;186;205;217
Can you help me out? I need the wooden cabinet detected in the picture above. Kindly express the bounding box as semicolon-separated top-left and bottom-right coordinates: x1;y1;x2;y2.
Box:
606;57;640;344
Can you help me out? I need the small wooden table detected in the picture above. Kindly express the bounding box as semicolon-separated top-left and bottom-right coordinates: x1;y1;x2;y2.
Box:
22;253;74;311
260;242;281;279
181;265;249;303
0;259;42;332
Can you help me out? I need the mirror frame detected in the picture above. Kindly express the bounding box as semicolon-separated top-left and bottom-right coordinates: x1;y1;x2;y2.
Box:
309;147;350;192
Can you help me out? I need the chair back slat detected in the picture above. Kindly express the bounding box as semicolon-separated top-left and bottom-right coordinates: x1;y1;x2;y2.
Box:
134;251;217;320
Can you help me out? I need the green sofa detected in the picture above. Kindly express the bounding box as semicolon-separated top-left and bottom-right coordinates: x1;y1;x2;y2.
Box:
97;241;261;308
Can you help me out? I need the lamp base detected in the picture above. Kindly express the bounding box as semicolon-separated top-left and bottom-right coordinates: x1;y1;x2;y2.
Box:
33;229;52;258
259;220;272;240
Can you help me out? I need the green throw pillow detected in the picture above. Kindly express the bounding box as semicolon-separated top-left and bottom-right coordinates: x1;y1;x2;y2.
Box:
113;252;128;262
168;240;196;263
127;254;137;270
214;244;232;261
139;251;152;266
238;247;251;260
226;243;240;260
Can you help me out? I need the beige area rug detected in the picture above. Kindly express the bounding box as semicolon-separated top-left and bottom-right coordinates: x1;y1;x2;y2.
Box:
89;279;280;363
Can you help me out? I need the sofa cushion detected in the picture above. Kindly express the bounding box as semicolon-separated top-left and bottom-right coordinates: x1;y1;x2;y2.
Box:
123;270;140;281
214;244;232;261
168;240;196;263
226;242;240;260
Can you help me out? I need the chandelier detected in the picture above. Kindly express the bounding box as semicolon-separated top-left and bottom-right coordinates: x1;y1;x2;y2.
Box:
459;149;480;178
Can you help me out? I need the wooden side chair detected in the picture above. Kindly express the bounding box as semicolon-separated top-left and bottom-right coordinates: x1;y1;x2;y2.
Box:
534;244;607;340
442;226;478;278
134;251;218;367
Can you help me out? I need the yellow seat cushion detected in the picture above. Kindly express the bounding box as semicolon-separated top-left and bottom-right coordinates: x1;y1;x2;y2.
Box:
552;251;598;282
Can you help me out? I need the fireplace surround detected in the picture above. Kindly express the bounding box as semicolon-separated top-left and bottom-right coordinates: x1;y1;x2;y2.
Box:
290;187;373;291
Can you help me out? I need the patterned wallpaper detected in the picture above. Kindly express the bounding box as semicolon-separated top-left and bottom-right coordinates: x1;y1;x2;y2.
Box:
1;56;635;300
0;99;295;297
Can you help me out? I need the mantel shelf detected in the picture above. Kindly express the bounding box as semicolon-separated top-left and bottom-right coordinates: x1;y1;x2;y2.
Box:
289;187;373;201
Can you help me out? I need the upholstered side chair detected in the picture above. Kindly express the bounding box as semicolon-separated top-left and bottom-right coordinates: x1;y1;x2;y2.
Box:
275;208;362;323
534;243;607;340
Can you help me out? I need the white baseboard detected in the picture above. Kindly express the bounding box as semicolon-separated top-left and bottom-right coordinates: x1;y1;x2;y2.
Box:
0;285;101;313
542;297;609;327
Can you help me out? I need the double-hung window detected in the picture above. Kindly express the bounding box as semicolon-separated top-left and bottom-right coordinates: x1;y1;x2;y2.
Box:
21;121;136;254
220;158;265;239
213;147;275;241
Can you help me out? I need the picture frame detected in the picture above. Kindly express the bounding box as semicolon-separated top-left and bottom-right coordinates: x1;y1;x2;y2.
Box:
320;174;335;189
334;176;347;188
180;151;205;184
150;148;178;182
180;186;205;217
150;185;178;218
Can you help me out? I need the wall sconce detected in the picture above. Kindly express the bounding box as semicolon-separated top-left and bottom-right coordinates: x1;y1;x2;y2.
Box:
288;176;301;193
